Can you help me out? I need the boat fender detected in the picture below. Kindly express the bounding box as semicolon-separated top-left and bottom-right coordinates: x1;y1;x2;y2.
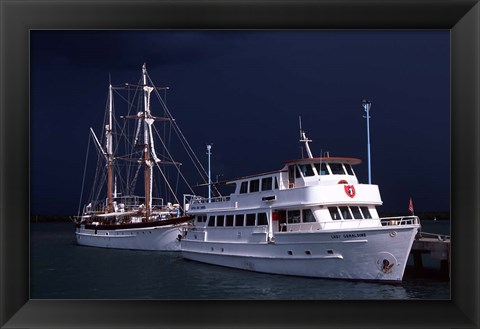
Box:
176;234;182;242
338;180;348;184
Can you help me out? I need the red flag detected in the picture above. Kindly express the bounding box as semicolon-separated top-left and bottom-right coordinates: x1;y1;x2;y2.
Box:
408;197;414;214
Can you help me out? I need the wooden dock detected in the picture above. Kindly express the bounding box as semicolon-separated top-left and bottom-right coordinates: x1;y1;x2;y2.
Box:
410;232;451;279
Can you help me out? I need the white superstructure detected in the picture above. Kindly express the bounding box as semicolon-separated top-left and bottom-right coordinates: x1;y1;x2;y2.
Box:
182;129;420;282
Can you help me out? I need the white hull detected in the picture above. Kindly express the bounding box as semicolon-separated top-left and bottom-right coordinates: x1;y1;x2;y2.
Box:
182;225;418;282
76;224;185;251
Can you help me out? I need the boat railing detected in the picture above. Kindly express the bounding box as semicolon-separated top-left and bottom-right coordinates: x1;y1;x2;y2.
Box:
114;195;164;208
279;216;419;232
380;216;420;226
83;200;106;214
281;221;373;232
280;222;322;232
84;195;165;214
188;195;231;205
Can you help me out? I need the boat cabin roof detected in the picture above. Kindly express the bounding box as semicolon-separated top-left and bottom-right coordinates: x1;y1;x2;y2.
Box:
225;157;361;185
226;169;286;185
282;157;362;166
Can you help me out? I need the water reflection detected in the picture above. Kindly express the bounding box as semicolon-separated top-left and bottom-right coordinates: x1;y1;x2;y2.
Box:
31;222;449;300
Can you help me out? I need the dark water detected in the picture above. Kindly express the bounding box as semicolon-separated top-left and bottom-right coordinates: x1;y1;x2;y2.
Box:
30;221;450;300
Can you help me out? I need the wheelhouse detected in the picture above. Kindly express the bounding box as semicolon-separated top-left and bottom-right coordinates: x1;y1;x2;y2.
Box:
226;156;362;196
283;157;362;188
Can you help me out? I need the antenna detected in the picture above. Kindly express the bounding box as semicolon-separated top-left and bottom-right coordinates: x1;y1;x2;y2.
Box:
298;116;313;159
299;116;303;139
206;144;213;202
361;99;372;184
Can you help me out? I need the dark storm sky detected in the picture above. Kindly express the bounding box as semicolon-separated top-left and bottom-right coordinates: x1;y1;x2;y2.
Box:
30;30;450;215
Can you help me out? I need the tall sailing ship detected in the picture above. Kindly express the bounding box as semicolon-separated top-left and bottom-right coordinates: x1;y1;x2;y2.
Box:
75;64;205;251
182;123;421;282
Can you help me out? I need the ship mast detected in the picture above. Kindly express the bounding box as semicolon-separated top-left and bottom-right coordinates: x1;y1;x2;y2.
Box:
106;83;114;213
142;64;154;218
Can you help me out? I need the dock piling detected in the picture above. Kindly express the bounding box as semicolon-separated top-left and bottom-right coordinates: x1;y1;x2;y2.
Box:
410;232;450;279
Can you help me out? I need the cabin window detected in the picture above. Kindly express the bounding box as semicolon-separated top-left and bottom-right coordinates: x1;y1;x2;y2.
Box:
235;214;245;226
216;215;225;227
287;210;301;223
246;214;256;226
339;206;352;219
302;209;316;223
274;176;279;189
208;216;216;227
360;206;372;219
350;206;363;219
226;215;234;226
240;181;248;194
300;164;315;177
344;164;354;175
257;213;268;226
329;207;341;220
196;215;207;223
295;166;302;178
314;163;329;175
250;179;260;193
289;165;295;181
261;177;273;191
329;163;345;175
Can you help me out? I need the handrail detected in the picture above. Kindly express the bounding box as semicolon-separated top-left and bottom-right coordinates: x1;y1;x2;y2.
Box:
83;195;166;214
278;216;420;233
189;195;231;204
416;231;450;240
380;216;419;226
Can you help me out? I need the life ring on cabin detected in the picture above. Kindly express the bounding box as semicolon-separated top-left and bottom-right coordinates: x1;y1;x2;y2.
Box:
338;180;348;184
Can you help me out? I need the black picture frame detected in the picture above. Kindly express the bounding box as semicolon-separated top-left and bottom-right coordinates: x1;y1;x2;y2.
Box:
1;0;479;328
